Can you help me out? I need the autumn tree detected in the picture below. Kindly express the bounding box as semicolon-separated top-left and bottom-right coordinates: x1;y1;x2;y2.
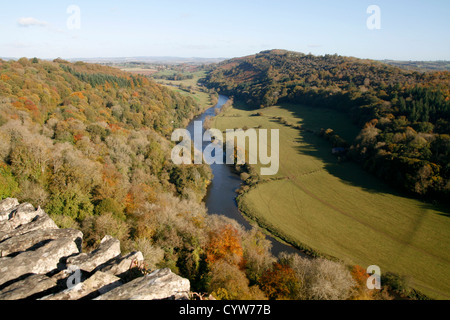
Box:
207;260;266;300
350;265;374;300
206;224;244;266
259;262;301;300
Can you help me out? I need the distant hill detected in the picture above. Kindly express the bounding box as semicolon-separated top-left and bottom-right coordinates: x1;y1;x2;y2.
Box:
69;56;227;65
205;49;450;201
381;60;450;72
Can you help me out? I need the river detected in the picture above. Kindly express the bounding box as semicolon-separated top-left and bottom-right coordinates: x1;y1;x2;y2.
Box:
185;95;302;257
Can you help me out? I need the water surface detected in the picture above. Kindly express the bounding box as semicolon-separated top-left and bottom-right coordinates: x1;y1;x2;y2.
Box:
186;95;302;256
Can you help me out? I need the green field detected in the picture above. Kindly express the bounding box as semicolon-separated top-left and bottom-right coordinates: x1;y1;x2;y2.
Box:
117;65;213;109
154;70;207;87
212;102;450;299
154;71;214;109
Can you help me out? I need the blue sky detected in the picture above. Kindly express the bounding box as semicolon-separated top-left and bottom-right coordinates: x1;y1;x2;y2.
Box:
0;0;449;60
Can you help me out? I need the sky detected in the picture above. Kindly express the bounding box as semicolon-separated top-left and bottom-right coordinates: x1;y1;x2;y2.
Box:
0;0;449;60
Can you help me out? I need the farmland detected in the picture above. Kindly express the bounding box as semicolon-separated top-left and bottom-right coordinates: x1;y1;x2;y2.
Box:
152;70;215;108
212;102;450;299
115;63;215;110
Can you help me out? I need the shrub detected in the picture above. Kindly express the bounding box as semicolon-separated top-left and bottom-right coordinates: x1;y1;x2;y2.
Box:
50;214;79;229
134;237;165;270
0;163;19;200
381;272;410;296
46;189;94;222
206;224;243;265
95;197;125;220
0;114;6;127
350;265;375;300
207;261;266;300
279;253;356;300
81;212;130;250
259;263;301;300
17;180;49;208
302;258;355;300
10;136;50;183
241;228;275;284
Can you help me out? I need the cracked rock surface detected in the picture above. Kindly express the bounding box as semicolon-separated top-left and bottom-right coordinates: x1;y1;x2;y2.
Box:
0;198;190;300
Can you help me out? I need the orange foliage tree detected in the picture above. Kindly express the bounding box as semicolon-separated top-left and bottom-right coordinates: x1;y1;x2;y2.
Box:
350;265;374;300
206;224;243;266
259;263;300;300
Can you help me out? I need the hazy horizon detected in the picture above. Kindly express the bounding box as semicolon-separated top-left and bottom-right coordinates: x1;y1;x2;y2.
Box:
2;52;450;63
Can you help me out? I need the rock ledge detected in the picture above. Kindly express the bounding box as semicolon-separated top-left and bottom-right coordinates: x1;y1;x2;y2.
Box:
0;198;190;300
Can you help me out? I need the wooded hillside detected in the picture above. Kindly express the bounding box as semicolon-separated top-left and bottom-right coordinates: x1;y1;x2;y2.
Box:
205;50;450;201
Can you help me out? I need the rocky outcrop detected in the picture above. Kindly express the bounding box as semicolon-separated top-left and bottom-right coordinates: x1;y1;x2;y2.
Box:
41;271;123;300
0;198;190;300
0;228;82;257
66;235;121;273
0;237;80;287
0;213;58;242
0;203;46;232
95;251;145;277
0;274;57;300
95;268;190;300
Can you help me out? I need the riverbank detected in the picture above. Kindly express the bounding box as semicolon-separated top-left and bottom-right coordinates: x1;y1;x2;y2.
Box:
185;95;302;257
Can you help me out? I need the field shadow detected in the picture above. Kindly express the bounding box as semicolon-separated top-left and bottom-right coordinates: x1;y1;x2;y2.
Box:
274;103;450;216
225;100;449;216
295;132;398;195
233;102;388;195
232;100;261;112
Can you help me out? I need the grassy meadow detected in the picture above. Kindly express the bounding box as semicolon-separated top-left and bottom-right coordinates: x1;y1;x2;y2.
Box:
154;70;214;109
117;65;214;110
212;102;450;299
